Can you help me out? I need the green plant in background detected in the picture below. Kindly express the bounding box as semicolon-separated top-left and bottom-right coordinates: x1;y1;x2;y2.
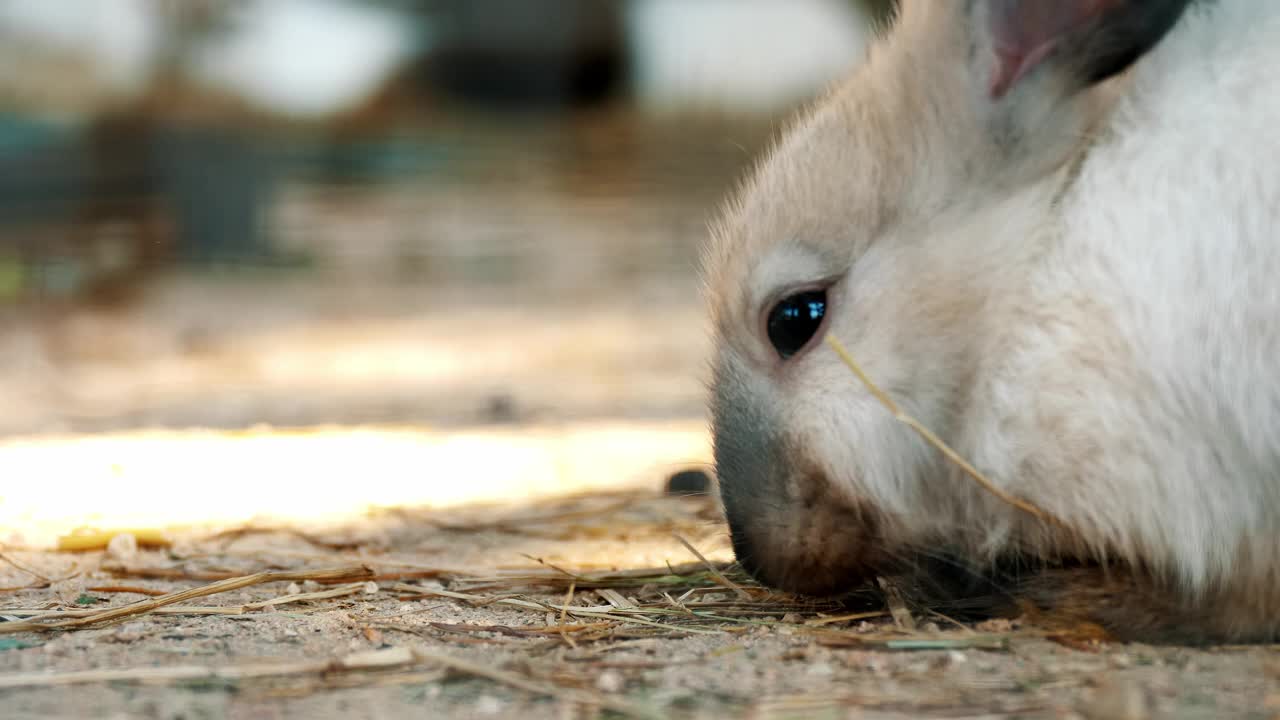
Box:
0;253;23;301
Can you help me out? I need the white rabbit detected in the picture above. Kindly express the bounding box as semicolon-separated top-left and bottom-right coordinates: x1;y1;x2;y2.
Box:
703;0;1280;642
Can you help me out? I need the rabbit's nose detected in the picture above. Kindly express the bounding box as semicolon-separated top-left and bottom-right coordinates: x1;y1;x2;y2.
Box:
726;480;892;598
711;351;890;596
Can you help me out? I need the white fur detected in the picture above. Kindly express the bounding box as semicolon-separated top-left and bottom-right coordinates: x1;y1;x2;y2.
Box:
972;0;1280;590
707;0;1280;635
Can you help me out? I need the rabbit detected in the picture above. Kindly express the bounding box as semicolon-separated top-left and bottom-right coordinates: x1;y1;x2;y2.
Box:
703;0;1280;643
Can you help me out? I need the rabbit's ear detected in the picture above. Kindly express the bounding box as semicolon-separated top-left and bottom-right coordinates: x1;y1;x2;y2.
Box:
981;0;1192;99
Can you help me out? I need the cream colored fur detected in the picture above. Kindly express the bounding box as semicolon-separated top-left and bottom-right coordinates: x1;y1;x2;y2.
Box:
704;0;1280;639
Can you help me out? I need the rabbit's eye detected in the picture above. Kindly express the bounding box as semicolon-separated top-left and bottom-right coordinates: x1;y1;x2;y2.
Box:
766;290;827;360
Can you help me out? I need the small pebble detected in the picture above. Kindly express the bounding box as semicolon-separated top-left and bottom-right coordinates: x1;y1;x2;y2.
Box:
664;469;712;497
112;623;148;643
866;660;891;678
780;646;812;661
106;533;138;561
595;670;625;693
1082;677;1151;720
975;618;1013;633
807;662;836;677
483;394;517;423
475;696;505;715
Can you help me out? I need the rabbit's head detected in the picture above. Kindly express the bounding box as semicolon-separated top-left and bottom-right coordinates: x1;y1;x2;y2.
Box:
704;0;1190;596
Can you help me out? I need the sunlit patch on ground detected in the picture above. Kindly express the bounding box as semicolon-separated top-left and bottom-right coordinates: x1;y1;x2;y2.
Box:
0;421;712;550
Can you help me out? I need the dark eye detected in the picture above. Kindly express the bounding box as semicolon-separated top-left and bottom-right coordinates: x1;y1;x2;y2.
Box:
766;290;827;360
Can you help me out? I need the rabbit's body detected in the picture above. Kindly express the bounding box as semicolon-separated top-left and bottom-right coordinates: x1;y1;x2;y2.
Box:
706;0;1280;642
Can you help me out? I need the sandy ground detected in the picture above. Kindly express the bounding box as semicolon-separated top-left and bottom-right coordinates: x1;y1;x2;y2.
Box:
1;482;1277;720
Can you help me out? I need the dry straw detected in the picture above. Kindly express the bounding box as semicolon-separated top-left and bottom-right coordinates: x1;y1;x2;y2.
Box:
0;566;373;634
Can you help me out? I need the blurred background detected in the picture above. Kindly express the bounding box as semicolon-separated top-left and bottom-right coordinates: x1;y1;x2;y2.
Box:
0;0;889;540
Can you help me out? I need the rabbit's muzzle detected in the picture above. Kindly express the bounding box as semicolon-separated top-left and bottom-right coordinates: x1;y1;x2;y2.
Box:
712;359;892;597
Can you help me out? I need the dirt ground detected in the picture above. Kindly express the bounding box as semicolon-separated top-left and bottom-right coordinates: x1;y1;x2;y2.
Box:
0;115;1277;719
1;483;1277;720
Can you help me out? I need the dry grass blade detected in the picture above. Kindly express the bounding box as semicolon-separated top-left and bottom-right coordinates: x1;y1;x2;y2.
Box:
85;586;168;597
101;566;243;582
411;648;663;720
0;566;373;634
877;577;915;631
407;586;728;635
825;334;1070;530
243;581;371;611
452;561;739;592
0;551;52;583
805;611;887;627
813;631;1012;651
558;581;578;649
1;606;249;619
0;646;417;689
597;588;639;609
673;534;750;600
99;563;442;585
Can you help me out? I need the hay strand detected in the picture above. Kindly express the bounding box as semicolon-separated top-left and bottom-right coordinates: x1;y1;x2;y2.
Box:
825;334;1070;530
0;565;373;634
0;645;417;689
673;534;750;600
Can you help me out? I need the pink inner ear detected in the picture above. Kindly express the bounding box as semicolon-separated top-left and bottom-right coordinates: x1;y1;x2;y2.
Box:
987;0;1123;99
